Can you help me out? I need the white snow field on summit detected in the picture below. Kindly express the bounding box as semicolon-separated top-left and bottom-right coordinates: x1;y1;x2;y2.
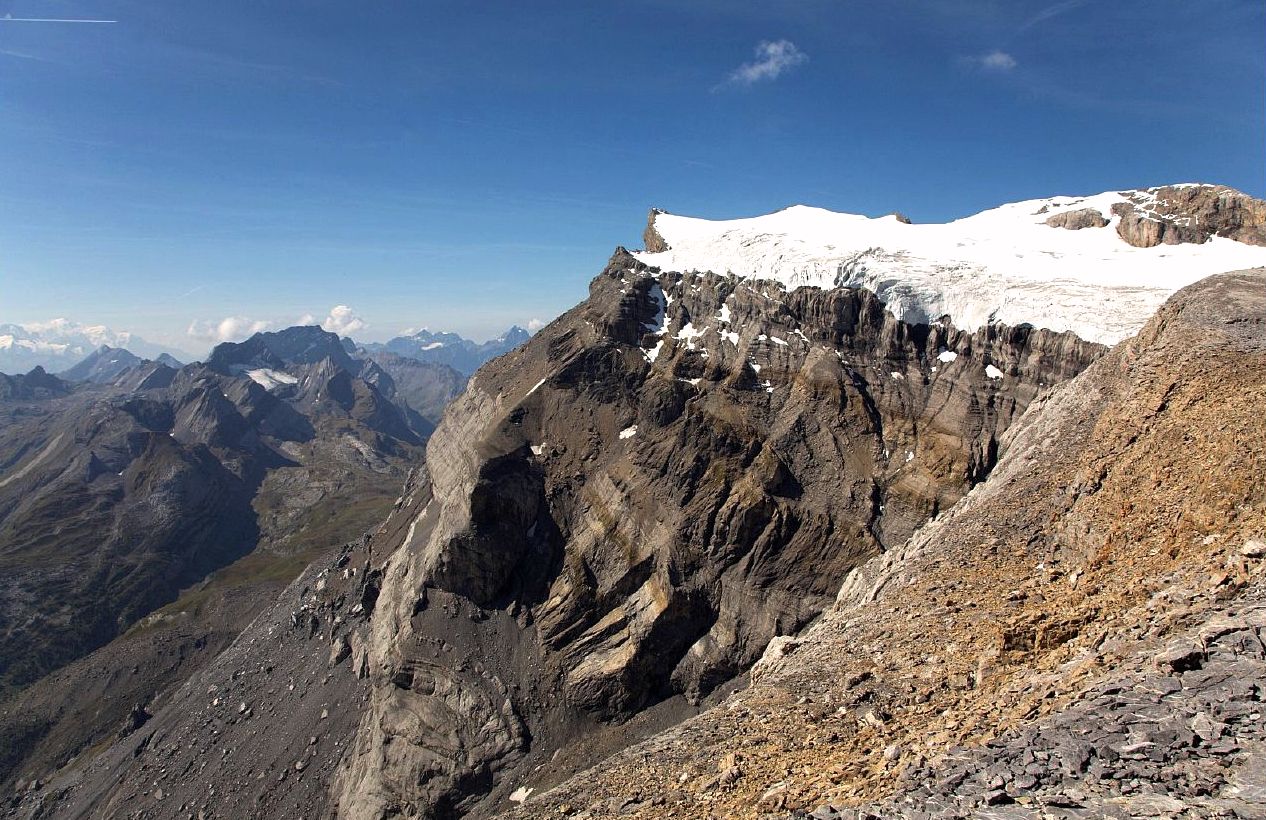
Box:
635;186;1266;346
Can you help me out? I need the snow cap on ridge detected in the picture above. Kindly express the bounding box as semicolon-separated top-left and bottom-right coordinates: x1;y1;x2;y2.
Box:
635;185;1266;345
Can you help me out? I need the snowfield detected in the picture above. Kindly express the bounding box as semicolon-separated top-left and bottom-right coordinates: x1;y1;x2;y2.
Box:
244;368;299;390
634;189;1266;345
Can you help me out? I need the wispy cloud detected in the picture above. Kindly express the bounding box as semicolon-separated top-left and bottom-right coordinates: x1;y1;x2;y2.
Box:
976;50;1018;71
0;47;57;62
719;39;808;89
526;318;546;332
1018;0;1089;33
319;305;367;336
187;316;271;345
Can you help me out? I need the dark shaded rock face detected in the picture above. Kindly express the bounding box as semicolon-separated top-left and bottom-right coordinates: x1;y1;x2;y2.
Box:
0;367;70;401
207;325;358;374
1045;207;1109;230
319;250;1102;817
1111;184;1266;248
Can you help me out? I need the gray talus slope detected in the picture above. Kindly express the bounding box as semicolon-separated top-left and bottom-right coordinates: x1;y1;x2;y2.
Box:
502;269;1266;819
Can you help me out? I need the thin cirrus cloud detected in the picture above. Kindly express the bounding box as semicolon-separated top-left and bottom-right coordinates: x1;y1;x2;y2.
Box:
719;39;808;89
1018;0;1090;33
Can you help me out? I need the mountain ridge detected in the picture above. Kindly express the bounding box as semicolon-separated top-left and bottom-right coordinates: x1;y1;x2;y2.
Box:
5;186;1265;819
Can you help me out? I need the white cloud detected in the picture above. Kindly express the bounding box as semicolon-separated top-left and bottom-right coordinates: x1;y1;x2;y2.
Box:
187;316;271;345
296;313;317;326
979;50;1018;71
723;39;808;88
320;305;367;336
526;318;546;332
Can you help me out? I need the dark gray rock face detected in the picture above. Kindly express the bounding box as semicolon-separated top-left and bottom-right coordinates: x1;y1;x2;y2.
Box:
0;379;262;693
0;368;70;401
643;208;670;252
362;353;467;439
11;250;1102;820
207;326;358;374
492;268;1266;820
0;335;449;793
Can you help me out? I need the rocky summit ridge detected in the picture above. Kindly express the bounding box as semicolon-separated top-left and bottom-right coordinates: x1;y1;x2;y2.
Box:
5;185;1266;820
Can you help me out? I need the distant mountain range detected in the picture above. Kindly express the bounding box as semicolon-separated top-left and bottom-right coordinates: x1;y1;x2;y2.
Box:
359;325;532;375
0;320;189;375
0;320;535;379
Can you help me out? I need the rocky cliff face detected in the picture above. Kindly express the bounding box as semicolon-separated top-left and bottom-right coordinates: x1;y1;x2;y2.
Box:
13;249;1101;819
323;248;1100;817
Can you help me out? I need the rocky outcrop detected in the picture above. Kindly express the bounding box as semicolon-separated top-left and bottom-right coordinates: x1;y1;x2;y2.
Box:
15;222;1259;820
1044;207;1108;230
28;247;1099;819
1112;184;1266;248
0;367;70;401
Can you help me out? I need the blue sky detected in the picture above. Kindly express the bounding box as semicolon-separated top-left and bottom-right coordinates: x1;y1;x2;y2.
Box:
1;0;1263;356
